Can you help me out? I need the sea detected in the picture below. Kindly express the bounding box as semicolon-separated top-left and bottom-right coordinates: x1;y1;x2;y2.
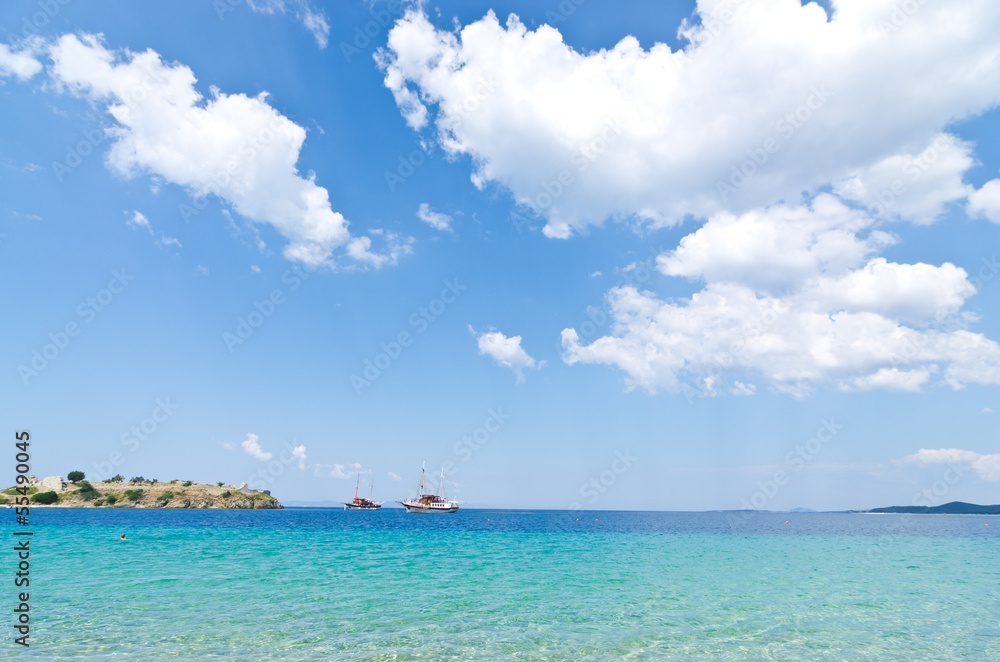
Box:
4;508;998;660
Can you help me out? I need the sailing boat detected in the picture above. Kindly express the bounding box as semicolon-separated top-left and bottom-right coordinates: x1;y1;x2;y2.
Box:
398;461;462;513
343;475;382;510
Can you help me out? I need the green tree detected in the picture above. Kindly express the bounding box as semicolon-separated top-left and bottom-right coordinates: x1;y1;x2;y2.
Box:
129;476;145;484
67;470;85;482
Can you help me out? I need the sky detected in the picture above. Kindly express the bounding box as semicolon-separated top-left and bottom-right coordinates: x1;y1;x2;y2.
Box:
2;0;999;511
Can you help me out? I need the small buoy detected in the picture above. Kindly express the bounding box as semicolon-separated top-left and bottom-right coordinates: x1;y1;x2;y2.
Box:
575;518;579;521
595;518;598;521
785;521;789;524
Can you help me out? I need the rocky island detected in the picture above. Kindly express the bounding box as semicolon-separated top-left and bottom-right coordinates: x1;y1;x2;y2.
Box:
2;473;282;509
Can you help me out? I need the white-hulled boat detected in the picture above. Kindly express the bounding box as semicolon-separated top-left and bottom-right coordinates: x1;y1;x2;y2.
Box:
344;475;383;510
398;462;462;513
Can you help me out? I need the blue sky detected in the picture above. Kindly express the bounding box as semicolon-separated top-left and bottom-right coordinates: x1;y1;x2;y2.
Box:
2;0;999;510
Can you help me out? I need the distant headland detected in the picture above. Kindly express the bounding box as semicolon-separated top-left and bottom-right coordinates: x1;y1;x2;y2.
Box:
3;473;282;509
865;501;1000;515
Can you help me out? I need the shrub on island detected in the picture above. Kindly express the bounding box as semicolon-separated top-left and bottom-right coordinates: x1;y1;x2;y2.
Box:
182;481;192;487
76;481;99;501
31;491;59;504
105;494;119;506
124;489;143;501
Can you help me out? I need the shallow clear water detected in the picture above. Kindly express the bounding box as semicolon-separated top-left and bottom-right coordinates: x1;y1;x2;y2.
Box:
4;509;998;660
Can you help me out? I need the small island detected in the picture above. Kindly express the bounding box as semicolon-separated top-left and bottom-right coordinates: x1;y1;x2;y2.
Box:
2;472;282;509
865;501;1000;515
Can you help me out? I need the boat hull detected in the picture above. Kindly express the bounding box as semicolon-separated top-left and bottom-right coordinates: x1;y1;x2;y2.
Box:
343;504;381;510
399;500;459;513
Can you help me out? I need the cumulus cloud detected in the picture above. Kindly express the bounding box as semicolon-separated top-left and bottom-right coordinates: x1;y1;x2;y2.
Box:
904;448;1000;481
968;179;1000;224
0;41;42;80
562;195;1000;397
387;471;402;481
833;134;975;224
241;433;272;461
378;3;1000;237
417;203;454;231
290;444;307;469
245;0;330;49
471;325;543;383
47;33;406;268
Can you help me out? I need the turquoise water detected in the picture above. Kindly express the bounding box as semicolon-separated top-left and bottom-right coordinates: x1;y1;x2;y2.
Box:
5;509;998;660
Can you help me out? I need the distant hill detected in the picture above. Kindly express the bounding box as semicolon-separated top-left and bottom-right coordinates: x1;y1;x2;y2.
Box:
866;501;1000;515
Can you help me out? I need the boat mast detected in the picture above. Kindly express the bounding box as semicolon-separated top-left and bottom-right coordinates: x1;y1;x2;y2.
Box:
369;479;374;501
354;474;360;499
419;460;425;496
438;467;444;498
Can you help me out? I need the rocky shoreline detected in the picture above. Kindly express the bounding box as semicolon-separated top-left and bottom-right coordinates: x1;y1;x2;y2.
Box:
3;477;283;509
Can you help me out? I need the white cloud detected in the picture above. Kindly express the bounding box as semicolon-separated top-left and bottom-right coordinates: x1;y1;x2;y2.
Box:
387;471;402;481
417;203;454;231
245;0;329;49
471;325;542;383
330;463;363;479
240;433;272;461
562;196;1000;397
903;448;1000;481
0;41;42;80
126;209;184;249
196;265;210;276
657;194;891;292
221;441;236;452
126;210;153;234
47;33;406;268
251;264;261;273
981;407;993;414
833;134;975;224
968;179;1000;224
590;271;602;278
290;444;307;470
378;3;1000;237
